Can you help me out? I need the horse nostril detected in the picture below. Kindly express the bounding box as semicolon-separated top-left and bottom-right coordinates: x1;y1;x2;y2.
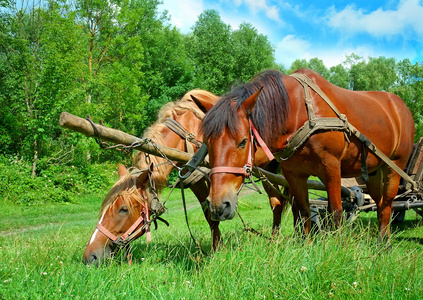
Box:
90;254;98;263
222;200;231;210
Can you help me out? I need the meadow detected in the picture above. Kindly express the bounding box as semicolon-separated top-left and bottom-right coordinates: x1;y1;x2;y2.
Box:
1;182;423;299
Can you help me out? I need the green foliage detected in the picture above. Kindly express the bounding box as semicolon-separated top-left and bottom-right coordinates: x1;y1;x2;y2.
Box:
289;57;329;78
0;156;116;205
231;22;275;82
188;9;235;94
188;10;276;94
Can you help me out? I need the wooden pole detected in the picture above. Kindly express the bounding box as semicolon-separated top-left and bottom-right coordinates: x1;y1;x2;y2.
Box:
255;166;352;196
60;112;348;195
59;112;199;165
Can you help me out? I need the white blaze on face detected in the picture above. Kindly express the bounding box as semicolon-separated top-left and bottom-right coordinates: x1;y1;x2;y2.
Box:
89;211;106;245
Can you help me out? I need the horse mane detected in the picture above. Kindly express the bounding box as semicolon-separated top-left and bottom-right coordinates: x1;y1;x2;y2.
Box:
99;170;145;217
201;70;290;146
135;89;216;191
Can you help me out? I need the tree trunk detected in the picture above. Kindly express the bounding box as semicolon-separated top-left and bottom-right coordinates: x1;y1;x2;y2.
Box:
31;139;38;178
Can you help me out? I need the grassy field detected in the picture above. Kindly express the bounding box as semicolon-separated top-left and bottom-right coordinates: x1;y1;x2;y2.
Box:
1;184;423;299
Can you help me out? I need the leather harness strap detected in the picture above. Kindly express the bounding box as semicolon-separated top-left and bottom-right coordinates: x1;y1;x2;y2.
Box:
164;118;203;149
164;118;211;188
272;72;417;190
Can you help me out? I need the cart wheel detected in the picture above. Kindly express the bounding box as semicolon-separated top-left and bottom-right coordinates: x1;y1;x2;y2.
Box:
310;206;322;233
392;209;405;224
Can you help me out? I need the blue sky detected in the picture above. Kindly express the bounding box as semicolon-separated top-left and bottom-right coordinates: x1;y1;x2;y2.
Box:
158;0;423;68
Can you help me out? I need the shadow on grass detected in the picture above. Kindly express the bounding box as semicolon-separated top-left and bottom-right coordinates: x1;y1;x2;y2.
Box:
394;236;423;245
128;238;214;271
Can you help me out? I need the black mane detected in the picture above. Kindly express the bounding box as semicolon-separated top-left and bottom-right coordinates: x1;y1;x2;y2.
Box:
201;69;290;147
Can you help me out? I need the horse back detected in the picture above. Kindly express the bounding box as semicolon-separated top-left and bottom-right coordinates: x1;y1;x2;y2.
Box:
292;69;415;168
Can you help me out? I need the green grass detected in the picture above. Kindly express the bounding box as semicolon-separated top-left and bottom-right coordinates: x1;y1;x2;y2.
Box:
1;186;423;299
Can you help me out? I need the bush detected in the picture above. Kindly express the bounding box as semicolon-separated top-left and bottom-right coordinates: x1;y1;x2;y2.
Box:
0;156;117;205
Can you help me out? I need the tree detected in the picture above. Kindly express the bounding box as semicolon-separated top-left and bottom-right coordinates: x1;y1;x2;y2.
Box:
231;22;275;83
328;64;350;89
345;54;397;91
0;1;77;174
188;10;276;94
288;57;329;78
188;9;234;94
390;59;423;140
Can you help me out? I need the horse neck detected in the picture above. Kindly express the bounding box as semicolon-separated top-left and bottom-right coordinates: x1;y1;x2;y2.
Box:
269;75;310;149
137;110;203;191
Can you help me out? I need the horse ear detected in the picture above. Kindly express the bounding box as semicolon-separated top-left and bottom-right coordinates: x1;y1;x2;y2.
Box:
118;164;128;179
241;87;263;115
191;94;216;113
136;163;153;188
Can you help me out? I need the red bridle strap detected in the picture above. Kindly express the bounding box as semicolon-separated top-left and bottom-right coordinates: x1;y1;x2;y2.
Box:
96;204;151;246
209;119;275;177
209;126;254;177
249;119;275;161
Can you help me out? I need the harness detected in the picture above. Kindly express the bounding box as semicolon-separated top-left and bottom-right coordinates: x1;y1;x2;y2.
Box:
285;73;416;190
164;117;210;187
210;73;417;191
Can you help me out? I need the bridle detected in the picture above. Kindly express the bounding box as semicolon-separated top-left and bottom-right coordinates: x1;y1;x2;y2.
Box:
96;189;152;247
209;119;275;192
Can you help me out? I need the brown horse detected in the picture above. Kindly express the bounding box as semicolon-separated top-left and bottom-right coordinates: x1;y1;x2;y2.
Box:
201;69;415;240
83;88;290;264
134;89;288;242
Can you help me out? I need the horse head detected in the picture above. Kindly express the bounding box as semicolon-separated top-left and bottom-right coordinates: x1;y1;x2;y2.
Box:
202;89;262;221
83;164;153;265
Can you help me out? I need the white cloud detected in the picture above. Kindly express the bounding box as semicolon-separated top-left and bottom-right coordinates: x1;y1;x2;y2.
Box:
275;35;387;68
275;35;312;67
241;0;283;24
326;0;423;38
158;0;204;33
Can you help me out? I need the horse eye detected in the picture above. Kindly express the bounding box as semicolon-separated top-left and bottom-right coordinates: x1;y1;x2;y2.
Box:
239;138;248;148
118;206;129;214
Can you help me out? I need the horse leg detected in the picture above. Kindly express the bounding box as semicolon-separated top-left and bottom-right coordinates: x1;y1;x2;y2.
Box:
189;178;221;249
320;163;343;227
367;167;400;242
283;170;310;235
262;182;289;235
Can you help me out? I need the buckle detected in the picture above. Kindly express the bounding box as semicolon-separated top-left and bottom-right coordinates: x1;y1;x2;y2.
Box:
150;197;166;215
244;165;252;175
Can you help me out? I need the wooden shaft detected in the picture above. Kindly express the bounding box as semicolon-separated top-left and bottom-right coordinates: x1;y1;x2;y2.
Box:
254;166;351;196
59;112;199;165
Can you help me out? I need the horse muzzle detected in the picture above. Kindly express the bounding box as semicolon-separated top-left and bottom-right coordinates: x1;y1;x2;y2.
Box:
83;246;113;266
208;196;237;221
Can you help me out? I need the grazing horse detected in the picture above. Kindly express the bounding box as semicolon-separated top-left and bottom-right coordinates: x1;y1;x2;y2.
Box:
83;88;290;264
201;69;415;240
